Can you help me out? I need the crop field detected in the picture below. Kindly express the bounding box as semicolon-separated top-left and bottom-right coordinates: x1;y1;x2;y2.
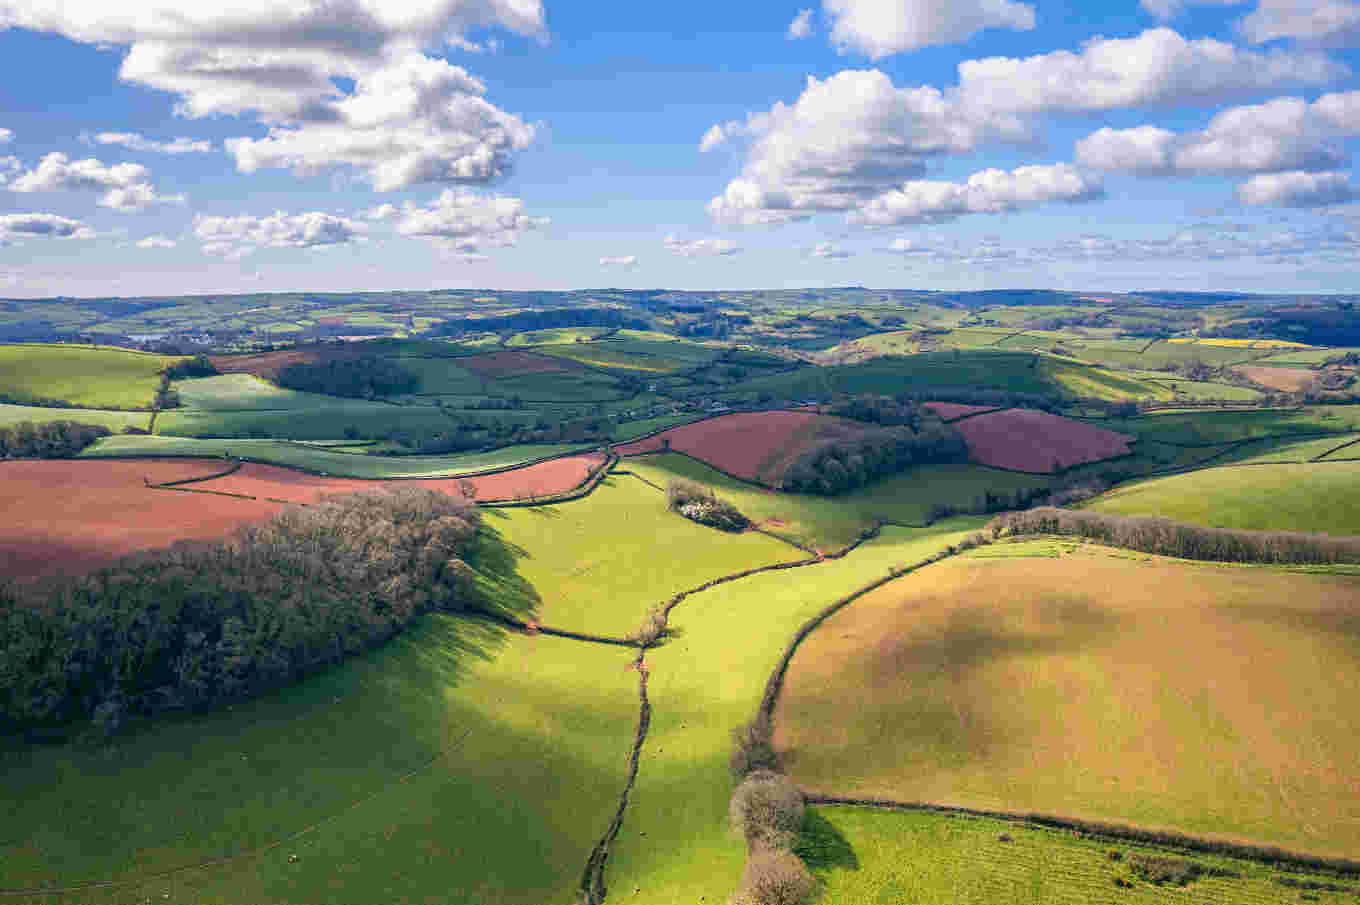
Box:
1082;461;1360;534
922;402;999;420
0;459;282;580
773;544;1360;858
78;435;592;478
800;806;1356;904
0;403;150;432
154;402;455;441
0;616;640;905
1169;337;1315;349
1039;358;1174;401
536;339;720;373
717;350;1056;400
1253;346;1360;365
1234;365;1317;391
0;344;180;409
953;409;1135;472
1211;432;1360;464
506;327;616;345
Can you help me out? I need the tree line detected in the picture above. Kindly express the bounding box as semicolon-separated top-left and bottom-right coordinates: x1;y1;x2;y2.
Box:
0;420;111;458
666;478;749;531
276;355;420;399
0;489;482;737
779;413;966;495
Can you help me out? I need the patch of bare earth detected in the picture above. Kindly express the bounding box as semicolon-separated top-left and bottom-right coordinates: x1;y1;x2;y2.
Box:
954;408;1134;472
923;402;999;421
1234;366;1317;392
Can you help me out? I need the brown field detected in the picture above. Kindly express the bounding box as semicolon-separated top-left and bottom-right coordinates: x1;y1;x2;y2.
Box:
1235;365;1317;392
923;402;999;421
615;411;877;484
954;407;1134;472
456;350;580;377
774;545;1360;858
0;460;283;581
185;453;607;503
209;344;361;380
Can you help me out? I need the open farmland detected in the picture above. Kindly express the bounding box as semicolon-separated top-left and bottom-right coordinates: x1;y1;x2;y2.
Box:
0;459;282;581
953;408;1135;472
922;402;999;421
170;373;347;410
153;402;456;442
0;344;180;409
0;403;149;432
209;345;363;381
1083;461;1360;534
773;544;1360;858
1235;365;1318;391
456;349;581;377
535;339;719;373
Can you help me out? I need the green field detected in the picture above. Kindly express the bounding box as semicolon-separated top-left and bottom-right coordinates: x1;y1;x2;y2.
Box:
0;344;181;409
506;327;615;346
1252;347;1360;366
1092;406;1360;446
535;339;718;373
78;435;591;478
154;402;455;441
0;403;150;432
1040;358;1174;401
387;357;491;396
773;544;1360;857
611;414;699;441
801;806;1357;904
171;374;344;410
1083;461;1360;534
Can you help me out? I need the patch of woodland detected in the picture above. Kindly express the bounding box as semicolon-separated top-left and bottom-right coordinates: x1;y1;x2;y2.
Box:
667;478;750;532
0;420;112;458
0;489;484;738
927;472;1120;522
988;506;1360;564
778;415;966;495
275;355;420;399
163;354;219;380
367;411;615;455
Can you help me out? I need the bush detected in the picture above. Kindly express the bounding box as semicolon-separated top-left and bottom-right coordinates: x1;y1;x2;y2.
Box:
667;478;749;531
729;769;805;852
730;714;779;778
632;605;669;646
733;847;816;905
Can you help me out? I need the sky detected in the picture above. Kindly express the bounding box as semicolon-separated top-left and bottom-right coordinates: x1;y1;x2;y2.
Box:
2;0;1360;297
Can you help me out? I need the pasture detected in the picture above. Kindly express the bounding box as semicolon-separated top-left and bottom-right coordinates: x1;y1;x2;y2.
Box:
1094;406;1360;446
153;402;455;441
1082;461;1360;534
170;373;343;410
535;339;719;373
0;344;180;409
0;403;149;432
773;544;1360;858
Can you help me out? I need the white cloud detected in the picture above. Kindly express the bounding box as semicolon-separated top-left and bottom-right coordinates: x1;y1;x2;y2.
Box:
0;128;12;143
599;254;638;267
664;235;742;257
1075;126;1178;173
957;28;1345;115
810;241;852;258
0;212;95;243
1240;0;1360;45
364;203;398;220
824;0;1035;58
93;132;212;154
1236;170;1359;206
135;235;177;248
7;152;184;210
226;53;535;191
194;210;367;257
396;189;547;252
1140;0;1242;23
787;8;814;38
885;235;1019;264
849;163;1103;226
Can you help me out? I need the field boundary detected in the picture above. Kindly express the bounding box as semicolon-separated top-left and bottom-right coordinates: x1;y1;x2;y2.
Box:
1313;434;1360;460
478;452;617;508
802;796;1360;877
148;460;242;487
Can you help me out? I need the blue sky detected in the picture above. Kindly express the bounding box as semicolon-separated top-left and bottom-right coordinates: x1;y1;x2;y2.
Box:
2;0;1360;296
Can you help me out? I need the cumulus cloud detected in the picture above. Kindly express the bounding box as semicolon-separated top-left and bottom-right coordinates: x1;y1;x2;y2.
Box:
364;202;398;220
810;241;852;258
1;1;545;191
850;163;1103;226
135;235;177;248
823;0;1035;58
7;152;184;210
93;132;212;153
1077;90;1360;177
664;235;741;257
1236;170;1359;206
0;212;95;243
194;210;366;257
1240;0;1360;45
0;128;12;143
396;189;547;252
599;254;638;267
787;8;814;38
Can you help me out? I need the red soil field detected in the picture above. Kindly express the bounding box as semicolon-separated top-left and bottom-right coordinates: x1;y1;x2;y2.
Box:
209;344;362;380
1234;366;1318;392
954;408;1134;473
457;350;579;378
615;411;875;484
183;453;608;504
0;460;283;581
923;402;999;421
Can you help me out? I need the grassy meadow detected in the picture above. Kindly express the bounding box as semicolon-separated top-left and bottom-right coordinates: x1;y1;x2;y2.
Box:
0;344;180;409
153;402;455;441
773;543;1360;858
0;403;150;432
170;373;347;410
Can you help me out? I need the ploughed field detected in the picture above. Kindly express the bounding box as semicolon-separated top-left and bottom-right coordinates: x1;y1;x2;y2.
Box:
953;408;1135;472
773;542;1360;858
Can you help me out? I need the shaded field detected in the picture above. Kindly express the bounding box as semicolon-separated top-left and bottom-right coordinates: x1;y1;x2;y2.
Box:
774;545;1360;858
78;435;592;478
170;374;347;410
184;454;607;504
0;403;149;432
1039;359;1174;402
611;414;699;441
1093;407;1360;446
0;613;640;905
717;351;1056;399
0;344;180;409
803;806;1357;904
622;453;1051;549
153;401;453;441
954;409;1134;473
457;350;581;377
208;345;361;381
1083;461;1360;535
0;459;282;581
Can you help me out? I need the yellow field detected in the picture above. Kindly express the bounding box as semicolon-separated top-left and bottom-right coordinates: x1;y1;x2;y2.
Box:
1167;337;1316;349
774;543;1360;858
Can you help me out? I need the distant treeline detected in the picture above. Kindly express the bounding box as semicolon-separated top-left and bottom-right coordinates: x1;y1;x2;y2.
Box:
781;416;966;495
0;420;111;458
0;490;481;736
276;355;420;399
369;411;613;455
898;387;1064;413
435;307;649;336
988;507;1360;565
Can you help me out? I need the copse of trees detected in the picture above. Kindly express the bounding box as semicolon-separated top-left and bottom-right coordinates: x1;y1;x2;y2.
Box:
988;507;1360;565
667;478;750;531
779;419;966;496
0;489;481;736
276;355;419;399
0;420;111;458
163;355;219;379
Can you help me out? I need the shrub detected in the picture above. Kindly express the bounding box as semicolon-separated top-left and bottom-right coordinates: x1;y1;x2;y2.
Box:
733;847;816;905
730;714;779;777
729;769;805;852
632;605;669;646
668;478;750;532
